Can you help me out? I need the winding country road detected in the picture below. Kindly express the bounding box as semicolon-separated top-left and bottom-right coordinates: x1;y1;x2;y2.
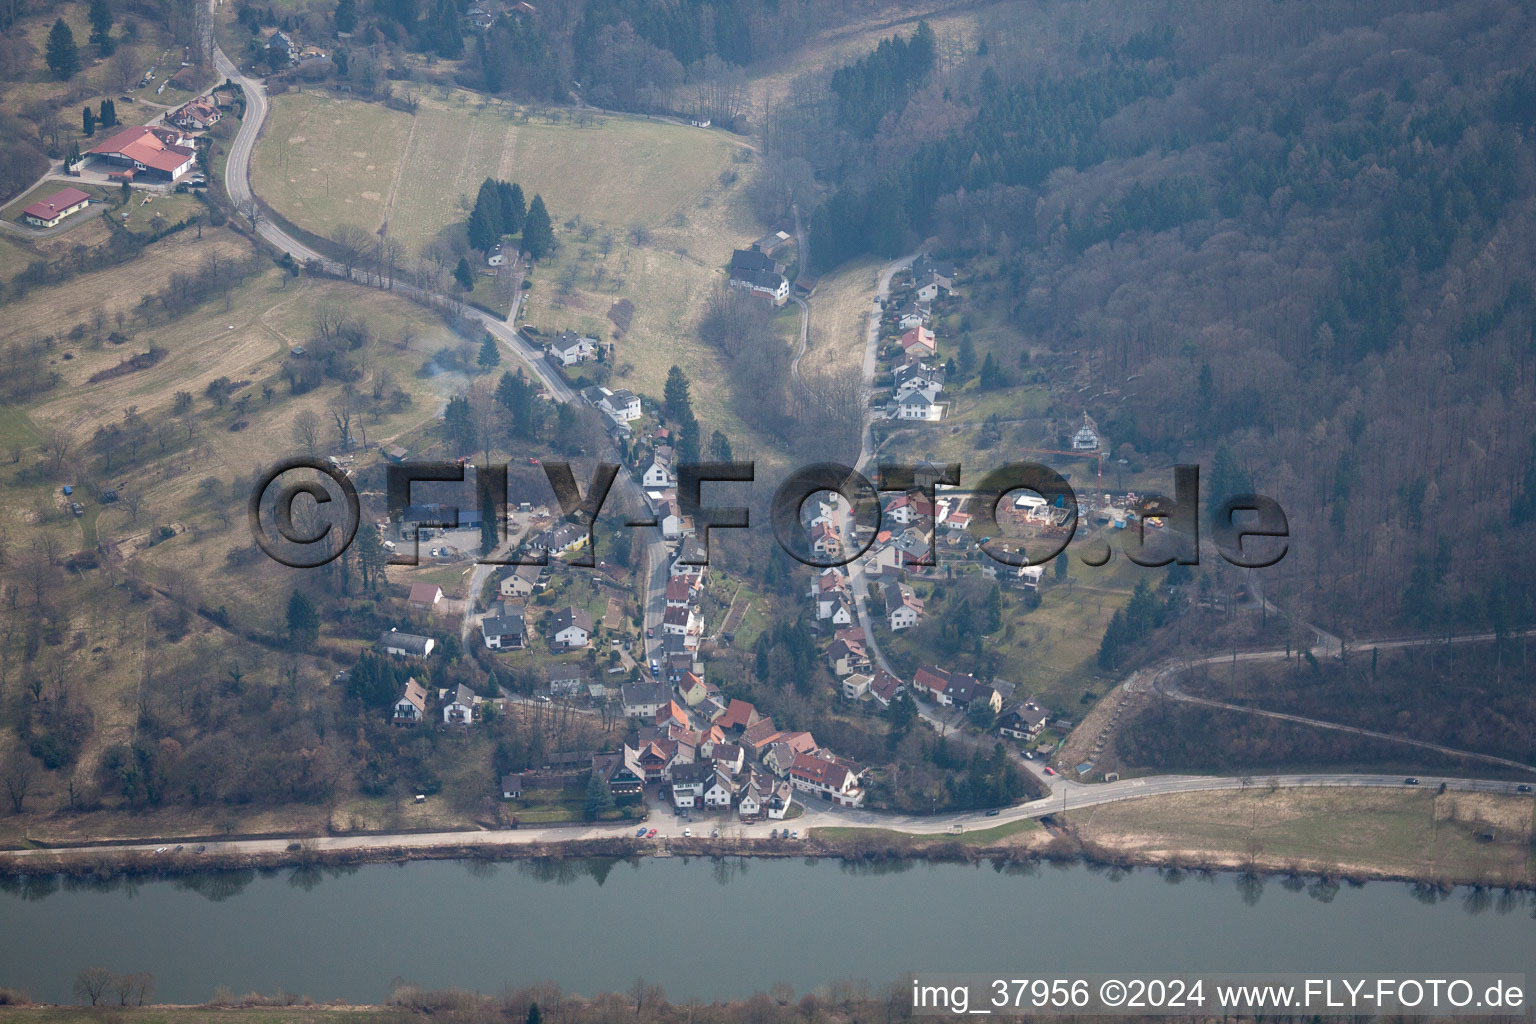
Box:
214;40;670;656
4;37;1511;870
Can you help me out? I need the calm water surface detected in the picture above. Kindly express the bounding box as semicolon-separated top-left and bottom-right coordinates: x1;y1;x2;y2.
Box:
1;856;1532;1003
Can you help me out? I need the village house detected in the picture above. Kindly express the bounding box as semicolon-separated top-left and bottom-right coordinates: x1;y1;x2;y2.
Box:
486;243;507;267
669;760;713;807
379;629;435;659
999;700;1050;741
716;698;761;733
392;678;428;724
500;564;544;598
826;635;870;677
676;671;709;706
912;664;952;704
709;742;744;775
662;603;699;640
665;576;694;610
500;773;523;799
599;388;641;421
21;187;91;228
898;326;937;358
442;683;477;725
911;256;956;290
894;300;931;330
892;385;944;421
649;698;685;731
892;360;946;397
167;97;221;131
481;604;526;650
592;752;644;796
529;523;587;559
643;446;676;489
883;581;924;630
408;582;443;609
621;681;669;719
788;752;865;808
547;330;597;366
703;767;737;807
549;606;594;648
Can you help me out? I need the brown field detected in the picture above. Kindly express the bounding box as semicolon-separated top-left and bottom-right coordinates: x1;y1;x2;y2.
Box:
0;226;250;341
253;90;754;256
1073;787;1536;885
800;255;882;381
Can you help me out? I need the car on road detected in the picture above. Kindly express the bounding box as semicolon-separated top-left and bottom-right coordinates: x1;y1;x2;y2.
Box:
636;827;648;837
1043;766;1057;776
646;628;654;638
1404;777;1420;785
650;659;659;675
534;694;551;703
646;829;657;838
174;845;183;851
985;809;1001;817
153;847;168;854
194;845;206;853
711;829;720;838
1519;784;1533;793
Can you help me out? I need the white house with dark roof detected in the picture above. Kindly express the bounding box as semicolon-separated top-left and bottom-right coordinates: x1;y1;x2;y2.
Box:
480;604;526;649
379;629;435;659
547;330;597;366
442;683;477;725
549;606;594;648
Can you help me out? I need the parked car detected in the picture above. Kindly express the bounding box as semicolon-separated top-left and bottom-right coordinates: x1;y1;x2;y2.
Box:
70;502;85;516
683;828;691;837
1043;766;1057;776
790;830;798;839
636;827;648;837
770;828;778;838
646;829;657;838
711;828;720;838
646;628;654;638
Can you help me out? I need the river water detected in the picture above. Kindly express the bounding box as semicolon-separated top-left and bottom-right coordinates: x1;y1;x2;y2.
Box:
1;856;1531;1003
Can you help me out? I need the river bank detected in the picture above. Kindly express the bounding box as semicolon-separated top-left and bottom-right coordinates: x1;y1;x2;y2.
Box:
2;787;1531;893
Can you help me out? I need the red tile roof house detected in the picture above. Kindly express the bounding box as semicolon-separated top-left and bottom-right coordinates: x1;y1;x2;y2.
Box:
88;125;197;182
788;752;866;807
21;187;91;228
716;698;760;733
408;582;443;609
168;98;222;130
912;665;952;704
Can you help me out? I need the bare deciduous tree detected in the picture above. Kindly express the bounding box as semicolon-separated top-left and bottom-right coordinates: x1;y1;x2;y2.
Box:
291;409;322;455
73;967;114;1006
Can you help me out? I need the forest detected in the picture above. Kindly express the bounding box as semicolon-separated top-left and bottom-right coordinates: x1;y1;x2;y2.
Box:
761;0;1536;642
